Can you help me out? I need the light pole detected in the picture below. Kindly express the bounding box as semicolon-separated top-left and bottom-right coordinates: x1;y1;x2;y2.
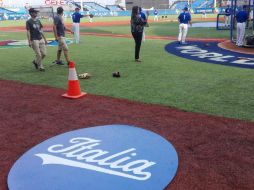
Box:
80;0;83;11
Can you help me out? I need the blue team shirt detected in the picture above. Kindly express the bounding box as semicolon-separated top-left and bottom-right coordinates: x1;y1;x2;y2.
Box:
72;12;83;23
178;12;191;24
154;10;158;15
225;7;232;16
236;10;249;23
140;11;147;21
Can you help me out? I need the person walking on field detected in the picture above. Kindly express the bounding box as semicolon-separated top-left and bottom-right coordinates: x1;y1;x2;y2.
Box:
72;7;84;44
26;8;47;72
177;7;192;45
53;7;74;65
131;6;147;62
236;5;249;47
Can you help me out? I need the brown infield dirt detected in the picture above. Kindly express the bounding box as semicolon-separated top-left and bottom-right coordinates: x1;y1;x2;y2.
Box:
1;79;254;190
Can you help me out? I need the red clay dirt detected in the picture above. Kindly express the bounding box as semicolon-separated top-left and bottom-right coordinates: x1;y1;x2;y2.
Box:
219;40;254;55
0;80;254;190
0;20;130;32
0;19;228;43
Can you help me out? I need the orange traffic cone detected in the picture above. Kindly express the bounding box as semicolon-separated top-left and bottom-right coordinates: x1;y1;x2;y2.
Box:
62;61;86;99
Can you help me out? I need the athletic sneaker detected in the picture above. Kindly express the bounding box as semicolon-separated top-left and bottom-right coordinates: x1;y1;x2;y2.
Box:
52;60;64;65
39;68;45;72
32;60;38;69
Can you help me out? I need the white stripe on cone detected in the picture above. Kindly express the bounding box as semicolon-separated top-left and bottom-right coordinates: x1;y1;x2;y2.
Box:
69;68;78;81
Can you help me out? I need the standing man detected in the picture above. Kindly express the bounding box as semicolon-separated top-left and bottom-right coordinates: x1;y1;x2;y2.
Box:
236;5;249;47
72;7;84;44
178;7;192;45
224;5;232;27
26;8;47;72
53;7;74;65
154;9;158;21
201;10;207;19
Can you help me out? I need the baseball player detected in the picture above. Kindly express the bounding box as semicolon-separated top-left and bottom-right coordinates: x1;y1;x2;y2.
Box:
72;8;93;44
139;7;148;42
178;7;192;44
53;7;74;65
236;5;249;47
224;5;232;27
26;8;47;72
72;7;84;44
154;9;158;21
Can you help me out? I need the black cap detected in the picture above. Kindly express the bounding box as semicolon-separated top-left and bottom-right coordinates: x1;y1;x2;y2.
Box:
29;8;39;14
183;7;188;11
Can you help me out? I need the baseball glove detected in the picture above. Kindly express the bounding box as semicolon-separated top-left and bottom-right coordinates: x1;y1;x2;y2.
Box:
89;14;94;18
78;73;91;79
112;71;120;78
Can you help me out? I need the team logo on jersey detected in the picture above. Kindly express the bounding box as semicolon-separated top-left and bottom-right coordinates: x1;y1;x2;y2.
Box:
8;125;178;190
165;41;254;69
0;38;73;49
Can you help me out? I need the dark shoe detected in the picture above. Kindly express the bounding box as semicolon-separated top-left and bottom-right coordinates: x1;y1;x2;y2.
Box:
135;59;141;62
32;60;38;69
39;68;45;72
52;60;64;65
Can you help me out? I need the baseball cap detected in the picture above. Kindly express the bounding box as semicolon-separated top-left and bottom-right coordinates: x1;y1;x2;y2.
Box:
75;7;80;10
183;7;188;11
29;8;39;14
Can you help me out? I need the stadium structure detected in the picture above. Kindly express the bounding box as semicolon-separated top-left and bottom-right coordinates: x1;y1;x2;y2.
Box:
0;0;252;20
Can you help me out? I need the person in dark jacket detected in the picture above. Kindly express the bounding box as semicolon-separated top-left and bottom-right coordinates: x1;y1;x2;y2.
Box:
131;6;147;62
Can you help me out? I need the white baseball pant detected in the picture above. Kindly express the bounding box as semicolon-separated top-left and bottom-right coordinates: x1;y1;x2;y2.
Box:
178;23;188;43
236;22;246;46
72;23;80;44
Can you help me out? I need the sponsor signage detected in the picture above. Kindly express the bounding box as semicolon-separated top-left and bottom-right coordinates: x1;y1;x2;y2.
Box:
165;41;254;69
8;125;178;190
194;8;215;14
45;0;66;6
0;38;72;49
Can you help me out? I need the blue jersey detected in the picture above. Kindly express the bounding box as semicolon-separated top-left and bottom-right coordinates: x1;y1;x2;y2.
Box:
154;10;158;15
72;12;83;23
178;12;191;24
236;10;249;23
140;11;147;21
225;7;232;16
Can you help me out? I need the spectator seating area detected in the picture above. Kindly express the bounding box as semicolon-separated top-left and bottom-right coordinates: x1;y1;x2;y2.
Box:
106;5;124;11
0;7;16;14
172;0;214;10
83;2;109;11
